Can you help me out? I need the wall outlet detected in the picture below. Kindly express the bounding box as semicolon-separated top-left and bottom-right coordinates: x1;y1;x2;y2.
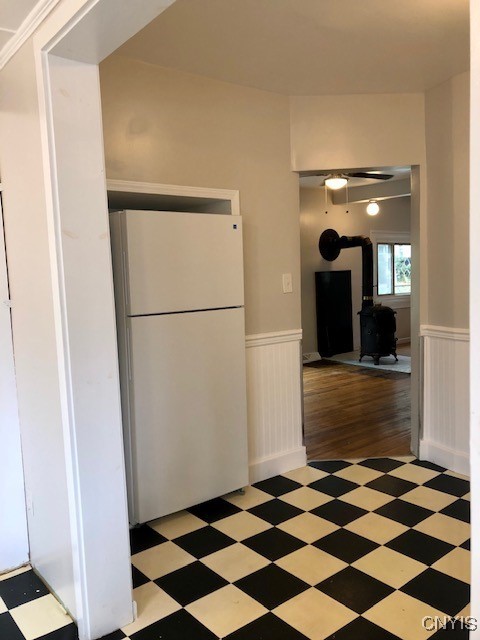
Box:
282;273;293;293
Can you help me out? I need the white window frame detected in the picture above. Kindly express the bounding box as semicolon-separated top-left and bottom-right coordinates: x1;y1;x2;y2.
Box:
370;230;411;309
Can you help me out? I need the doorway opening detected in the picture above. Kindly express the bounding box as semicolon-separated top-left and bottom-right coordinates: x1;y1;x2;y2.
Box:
299;166;414;460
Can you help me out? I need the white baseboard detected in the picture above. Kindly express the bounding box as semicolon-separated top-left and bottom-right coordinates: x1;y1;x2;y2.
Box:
303;351;321;363
419;439;470;477
397;337;411;345
249;447;307;484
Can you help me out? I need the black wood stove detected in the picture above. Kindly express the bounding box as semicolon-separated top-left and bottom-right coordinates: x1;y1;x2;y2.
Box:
319;229;397;365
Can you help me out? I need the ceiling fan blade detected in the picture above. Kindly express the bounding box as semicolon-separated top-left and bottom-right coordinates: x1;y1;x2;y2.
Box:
347;172;393;181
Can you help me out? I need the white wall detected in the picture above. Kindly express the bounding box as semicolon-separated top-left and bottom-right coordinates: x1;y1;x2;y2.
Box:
0;39;76;608
300;190;411;354
0;194;29;573
99;56;301;336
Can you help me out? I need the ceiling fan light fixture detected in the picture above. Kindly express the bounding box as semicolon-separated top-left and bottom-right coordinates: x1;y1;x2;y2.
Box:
366;200;380;216
325;176;348;190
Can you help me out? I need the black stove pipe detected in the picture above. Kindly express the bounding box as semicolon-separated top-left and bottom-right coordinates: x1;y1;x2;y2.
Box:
319;229;374;308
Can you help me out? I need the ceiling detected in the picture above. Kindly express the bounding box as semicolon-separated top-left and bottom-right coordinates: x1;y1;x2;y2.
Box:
116;0;469;96
0;0;39;51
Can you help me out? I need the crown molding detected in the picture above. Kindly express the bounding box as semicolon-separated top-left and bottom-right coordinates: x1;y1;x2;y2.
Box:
0;0;61;70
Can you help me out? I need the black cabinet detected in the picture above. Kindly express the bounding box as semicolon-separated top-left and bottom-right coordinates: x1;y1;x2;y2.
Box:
315;271;353;357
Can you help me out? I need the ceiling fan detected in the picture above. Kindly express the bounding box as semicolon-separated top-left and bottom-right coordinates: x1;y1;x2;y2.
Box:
321;171;394;189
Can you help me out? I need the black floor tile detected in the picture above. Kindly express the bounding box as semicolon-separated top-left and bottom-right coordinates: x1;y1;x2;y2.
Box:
129;609;217;640
37;625;81;640
424;475;470;498
224;613;309;639
401;569;470;617
235;564;308;609
0;613;27;640
313;529;378;564
310;500;367;526
155;561;228;605
440;499;470;523
317;566;394;614
129;525;167;555
325;616;402;640
386;529;455;565
97;631;126;640
375;498;434;527
308;475;359;497
174;526;235;558
430;618;472;638
253;476;302;497
359;458;405;473
411;459;446;472
187;498;242;523
248;499;303;525
308;460;352;473
243;528;306;561
461;539;471;550
0;569;50;609
132;566;150;589
365;474;417;497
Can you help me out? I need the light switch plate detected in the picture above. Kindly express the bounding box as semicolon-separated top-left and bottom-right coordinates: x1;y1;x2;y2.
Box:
282;273;293;293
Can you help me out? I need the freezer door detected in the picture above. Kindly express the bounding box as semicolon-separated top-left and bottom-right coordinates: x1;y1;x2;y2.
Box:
123;210;244;315
127;308;248;523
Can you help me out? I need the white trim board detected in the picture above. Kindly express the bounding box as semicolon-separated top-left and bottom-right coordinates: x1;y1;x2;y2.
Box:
420;324;470;341
246;329;302;348
249;448;307;484
106;179;241;216
419;440;470;477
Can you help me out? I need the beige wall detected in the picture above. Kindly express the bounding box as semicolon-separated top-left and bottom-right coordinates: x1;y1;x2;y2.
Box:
300;190;411;353
99;56;301;336
290;93;426;174
425;71;469;329
0;40;75;612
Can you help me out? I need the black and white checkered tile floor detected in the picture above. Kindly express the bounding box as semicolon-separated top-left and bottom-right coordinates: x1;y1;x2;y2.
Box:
0;457;471;639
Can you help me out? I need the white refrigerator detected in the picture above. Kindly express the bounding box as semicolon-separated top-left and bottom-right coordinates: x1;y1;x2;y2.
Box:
109;210;249;525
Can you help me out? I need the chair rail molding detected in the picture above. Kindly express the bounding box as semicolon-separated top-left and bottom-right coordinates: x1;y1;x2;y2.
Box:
420;324;470;475
245;329;306;482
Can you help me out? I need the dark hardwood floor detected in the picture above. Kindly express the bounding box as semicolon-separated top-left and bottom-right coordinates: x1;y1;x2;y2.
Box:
303;354;411;460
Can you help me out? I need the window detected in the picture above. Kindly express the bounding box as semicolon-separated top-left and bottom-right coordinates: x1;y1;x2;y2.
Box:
377;243;411;296
370;230;411;309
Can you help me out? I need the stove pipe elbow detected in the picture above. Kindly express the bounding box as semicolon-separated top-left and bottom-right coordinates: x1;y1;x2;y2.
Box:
319;228;374;308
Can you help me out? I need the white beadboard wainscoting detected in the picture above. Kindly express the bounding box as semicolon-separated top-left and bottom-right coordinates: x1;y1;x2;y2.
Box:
245;330;306;483
420;325;470;475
